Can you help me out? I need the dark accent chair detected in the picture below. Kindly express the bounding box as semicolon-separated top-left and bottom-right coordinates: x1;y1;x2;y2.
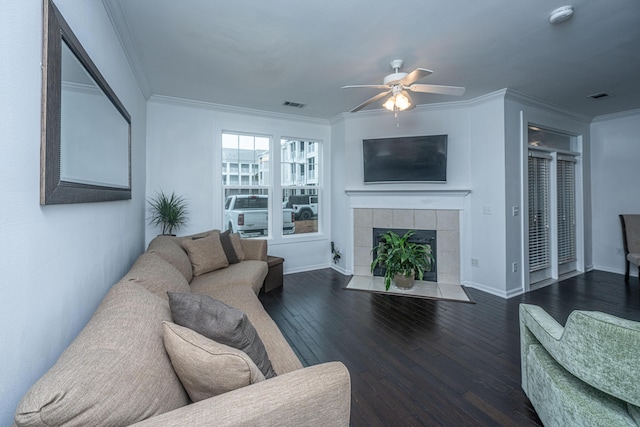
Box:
619;214;640;283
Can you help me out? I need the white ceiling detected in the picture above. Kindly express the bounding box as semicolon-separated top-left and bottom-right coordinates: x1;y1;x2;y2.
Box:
103;0;640;120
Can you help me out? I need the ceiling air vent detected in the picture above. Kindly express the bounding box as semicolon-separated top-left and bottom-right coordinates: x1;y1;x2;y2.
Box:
283;101;306;108
588;92;611;100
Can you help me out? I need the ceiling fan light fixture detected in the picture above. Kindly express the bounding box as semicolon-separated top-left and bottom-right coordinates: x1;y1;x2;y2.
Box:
383;93;411;112
395;93;411;110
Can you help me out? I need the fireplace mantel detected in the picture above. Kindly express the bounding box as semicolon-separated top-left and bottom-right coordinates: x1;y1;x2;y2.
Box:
346;188;470;210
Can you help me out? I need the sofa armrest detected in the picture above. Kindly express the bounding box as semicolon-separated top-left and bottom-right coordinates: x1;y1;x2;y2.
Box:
240;239;267;262
131;362;351;427
520;303;564;346
520;303;640;407
519;303;564;394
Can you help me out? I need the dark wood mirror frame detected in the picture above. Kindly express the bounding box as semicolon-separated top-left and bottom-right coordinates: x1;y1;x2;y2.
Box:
41;0;131;205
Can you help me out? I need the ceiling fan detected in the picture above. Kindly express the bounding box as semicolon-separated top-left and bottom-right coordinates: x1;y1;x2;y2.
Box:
342;59;466;113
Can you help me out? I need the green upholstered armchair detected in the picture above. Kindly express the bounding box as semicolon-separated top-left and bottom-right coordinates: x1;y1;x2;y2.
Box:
520;304;640;426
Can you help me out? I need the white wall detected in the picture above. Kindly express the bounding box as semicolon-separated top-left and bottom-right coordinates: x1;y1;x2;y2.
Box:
0;1;146;424
329;118;349;273
591;109;640;276
466;94;509;296
331;103;474;281
504;91;592;294
145;97;332;273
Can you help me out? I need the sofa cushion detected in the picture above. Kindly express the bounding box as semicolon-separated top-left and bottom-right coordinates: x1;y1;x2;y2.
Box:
162;322;265;402
168;292;276;379
220;230;245;264
120;252;191;301
200;284;304;376
147;236;193;282
182;232;229;276
14;281;189;427
190;260;268;295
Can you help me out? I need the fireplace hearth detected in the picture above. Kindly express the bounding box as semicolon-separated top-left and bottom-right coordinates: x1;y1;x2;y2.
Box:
372;228;437;282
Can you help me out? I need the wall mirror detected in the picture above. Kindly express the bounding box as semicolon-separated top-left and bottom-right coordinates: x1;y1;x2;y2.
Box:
41;0;131;204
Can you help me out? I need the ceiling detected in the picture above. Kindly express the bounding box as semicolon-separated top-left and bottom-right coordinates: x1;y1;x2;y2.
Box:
103;0;640;120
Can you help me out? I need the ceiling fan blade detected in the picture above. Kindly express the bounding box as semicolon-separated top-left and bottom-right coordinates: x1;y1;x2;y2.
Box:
408;84;466;96
342;84;390;90
350;90;391;113
399;68;433;86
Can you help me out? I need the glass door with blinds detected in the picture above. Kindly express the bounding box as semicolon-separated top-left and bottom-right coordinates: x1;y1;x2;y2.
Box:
528;152;552;283
527;125;579;286
556;155;577;275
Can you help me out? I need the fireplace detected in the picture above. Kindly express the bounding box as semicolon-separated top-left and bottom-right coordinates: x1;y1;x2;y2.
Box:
372;228;437;282
352;207;461;285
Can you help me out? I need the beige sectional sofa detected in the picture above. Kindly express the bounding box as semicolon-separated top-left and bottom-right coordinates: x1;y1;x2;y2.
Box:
14;230;351;426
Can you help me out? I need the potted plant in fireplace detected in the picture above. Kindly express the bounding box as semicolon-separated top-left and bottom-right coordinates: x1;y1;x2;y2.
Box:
370;230;434;291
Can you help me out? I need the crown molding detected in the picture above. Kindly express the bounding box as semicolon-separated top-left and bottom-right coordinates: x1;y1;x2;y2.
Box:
504;88;593;123
330;89;508;124
148;95;331;125
591;107;640;123
102;0;151;99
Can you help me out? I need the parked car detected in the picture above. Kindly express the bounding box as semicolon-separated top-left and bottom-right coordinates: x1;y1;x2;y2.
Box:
225;195;295;237
284;195;318;221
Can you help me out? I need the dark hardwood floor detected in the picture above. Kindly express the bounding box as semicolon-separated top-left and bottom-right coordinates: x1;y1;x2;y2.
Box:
259;269;640;427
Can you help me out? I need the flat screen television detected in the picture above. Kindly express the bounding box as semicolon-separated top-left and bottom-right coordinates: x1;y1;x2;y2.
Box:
363;134;448;183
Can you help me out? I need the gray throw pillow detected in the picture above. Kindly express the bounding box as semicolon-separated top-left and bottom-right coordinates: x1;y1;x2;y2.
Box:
167;292;276;378
220;230;240;264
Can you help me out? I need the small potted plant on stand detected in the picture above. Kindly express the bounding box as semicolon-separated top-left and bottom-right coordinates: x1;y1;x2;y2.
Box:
147;190;189;236
370;230;434;291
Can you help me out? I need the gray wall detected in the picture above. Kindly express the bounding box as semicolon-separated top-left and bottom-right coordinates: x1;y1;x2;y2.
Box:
0;1;146;424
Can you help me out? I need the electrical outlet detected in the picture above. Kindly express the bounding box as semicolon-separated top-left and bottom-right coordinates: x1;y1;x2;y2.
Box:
482;205;493;215
512;262;518;273
616;248;624;256
471;258;479;268
512;206;520;216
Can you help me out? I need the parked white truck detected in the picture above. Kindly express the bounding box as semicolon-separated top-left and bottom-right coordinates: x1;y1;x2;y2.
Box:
224;195;295;237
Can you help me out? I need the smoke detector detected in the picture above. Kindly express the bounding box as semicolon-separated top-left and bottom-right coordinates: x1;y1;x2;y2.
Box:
549;6;574;24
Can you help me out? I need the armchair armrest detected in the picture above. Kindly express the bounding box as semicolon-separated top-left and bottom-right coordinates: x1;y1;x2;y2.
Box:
240;239;267;262
520;303;640;407
131;362;351;427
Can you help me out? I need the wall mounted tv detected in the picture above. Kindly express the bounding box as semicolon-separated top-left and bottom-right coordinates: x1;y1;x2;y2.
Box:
363;134;448;183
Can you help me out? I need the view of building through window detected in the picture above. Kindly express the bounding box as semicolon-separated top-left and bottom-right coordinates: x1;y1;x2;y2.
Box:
221;133;321;237
281;138;320;234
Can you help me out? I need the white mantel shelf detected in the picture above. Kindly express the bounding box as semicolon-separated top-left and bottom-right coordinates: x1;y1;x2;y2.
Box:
345;189;471;197
345;188;471;210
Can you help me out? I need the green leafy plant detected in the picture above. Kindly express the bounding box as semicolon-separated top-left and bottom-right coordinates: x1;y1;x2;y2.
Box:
370;230;434;291
147;190;189;235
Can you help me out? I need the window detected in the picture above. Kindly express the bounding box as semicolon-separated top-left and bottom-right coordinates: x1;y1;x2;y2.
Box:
281;138;321;234
222;132;294;238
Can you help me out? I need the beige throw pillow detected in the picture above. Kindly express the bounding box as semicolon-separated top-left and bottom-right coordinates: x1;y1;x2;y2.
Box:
162;322;265;402
182;233;229;276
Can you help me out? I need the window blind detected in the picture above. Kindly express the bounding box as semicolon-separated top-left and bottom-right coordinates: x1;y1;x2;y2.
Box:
557;157;576;264
528;153;551;272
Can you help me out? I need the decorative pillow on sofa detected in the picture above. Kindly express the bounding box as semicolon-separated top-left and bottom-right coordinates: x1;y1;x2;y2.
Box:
219;230;245;264
182;232;229;276
162;321;265;402
167;292;277;378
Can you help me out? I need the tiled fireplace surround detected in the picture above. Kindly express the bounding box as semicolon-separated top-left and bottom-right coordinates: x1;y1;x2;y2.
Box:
348;191;467;285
